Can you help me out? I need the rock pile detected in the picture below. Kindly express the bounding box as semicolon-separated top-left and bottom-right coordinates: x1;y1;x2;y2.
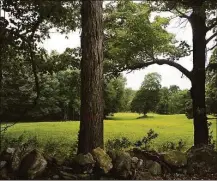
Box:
0;145;217;180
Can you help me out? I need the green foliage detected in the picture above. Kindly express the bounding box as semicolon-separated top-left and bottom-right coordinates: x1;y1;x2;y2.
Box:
206;48;217;116
121;88;136;112
105;137;132;151
155;85;192;116
134;129;159;150
104;1;183;73
158;139;186;152
208;121;216;150
156;87;170;114
1;48;81;121
131;73;161;115
104;75;127;117
1;133;39;153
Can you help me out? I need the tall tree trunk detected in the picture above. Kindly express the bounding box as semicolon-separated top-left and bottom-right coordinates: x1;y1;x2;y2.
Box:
190;5;208;145
78;0;104;154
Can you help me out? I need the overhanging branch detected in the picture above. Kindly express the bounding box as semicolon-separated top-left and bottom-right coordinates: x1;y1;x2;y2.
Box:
206;32;217;44
120;58;192;81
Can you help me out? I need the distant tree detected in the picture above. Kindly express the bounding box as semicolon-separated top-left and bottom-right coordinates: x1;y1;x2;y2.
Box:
169;85;180;94
104;75;126;117
122;88;136;112
169;89;191;114
131;73;161;115
156;87;170;114
206;48;217;116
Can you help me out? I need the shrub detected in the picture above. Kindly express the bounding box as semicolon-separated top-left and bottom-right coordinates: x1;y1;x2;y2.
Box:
1;133;39;152
105;137;132;151
208;121;216;150
134;129;158;150
159;139;186;152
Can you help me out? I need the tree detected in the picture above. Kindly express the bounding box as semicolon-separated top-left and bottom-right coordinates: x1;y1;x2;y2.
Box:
206;48;217;116
0;1;79;132
78;0;104;154
105;1;217;145
104;75;126;117
131;72;161;115
156;87;170;114
122;88;136;112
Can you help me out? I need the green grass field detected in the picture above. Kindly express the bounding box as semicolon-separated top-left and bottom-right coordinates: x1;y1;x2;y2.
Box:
3;113;216;151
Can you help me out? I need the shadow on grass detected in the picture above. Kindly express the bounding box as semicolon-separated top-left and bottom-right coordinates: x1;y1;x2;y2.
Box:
136;115;154;119
106;114;154;121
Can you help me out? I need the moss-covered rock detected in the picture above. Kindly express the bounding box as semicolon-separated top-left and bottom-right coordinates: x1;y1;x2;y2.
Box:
92;147;113;174
18;149;47;179
148;161;162;176
107;150;132;178
186;145;217;175
162;150;187;168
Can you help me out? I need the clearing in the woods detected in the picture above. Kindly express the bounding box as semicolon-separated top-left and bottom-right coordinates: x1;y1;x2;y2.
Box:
4;113;216;150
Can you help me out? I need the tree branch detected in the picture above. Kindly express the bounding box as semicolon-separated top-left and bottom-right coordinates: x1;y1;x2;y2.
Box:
207;43;217;52
120;59;192;81
206;32;217;44
175;7;190;19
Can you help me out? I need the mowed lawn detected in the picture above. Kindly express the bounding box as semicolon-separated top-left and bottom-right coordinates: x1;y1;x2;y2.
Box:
4;113;217;149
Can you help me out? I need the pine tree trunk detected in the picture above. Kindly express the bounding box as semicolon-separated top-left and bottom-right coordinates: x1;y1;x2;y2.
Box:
78;0;104;154
190;5;208;145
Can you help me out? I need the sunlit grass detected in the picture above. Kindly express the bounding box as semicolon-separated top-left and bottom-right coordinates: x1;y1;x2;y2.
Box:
4;113;216;149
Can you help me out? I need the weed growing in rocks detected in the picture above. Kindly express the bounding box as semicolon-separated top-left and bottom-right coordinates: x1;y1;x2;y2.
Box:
105;137;132;151
134;129;158;150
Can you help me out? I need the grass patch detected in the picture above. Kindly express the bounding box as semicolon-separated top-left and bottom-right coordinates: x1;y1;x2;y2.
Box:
2;113;216;152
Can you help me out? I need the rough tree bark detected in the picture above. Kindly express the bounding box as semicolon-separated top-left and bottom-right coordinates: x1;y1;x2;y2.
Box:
78;0;104;154
189;3;208;145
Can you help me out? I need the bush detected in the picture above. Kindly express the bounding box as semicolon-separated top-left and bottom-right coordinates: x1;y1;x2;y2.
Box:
1;133;39;153
158;139;186;152
105;137;132;151
134;129;158;150
208;121;216;150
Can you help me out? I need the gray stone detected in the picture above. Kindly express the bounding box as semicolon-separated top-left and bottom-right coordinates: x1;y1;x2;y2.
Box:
74;153;95;166
108;150;132;178
6;148;16;155
187;145;217;174
0;147;16;162
53;175;60;179
0;161;7;170
145;160;154;169
18;149;47;179
60;171;77;180
162;150;187;168
74;153;95;173
0;168;9;179
131;157;143;169
134;171;153;180
11;148;22;172
92;147;113;174
148;161;162;176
